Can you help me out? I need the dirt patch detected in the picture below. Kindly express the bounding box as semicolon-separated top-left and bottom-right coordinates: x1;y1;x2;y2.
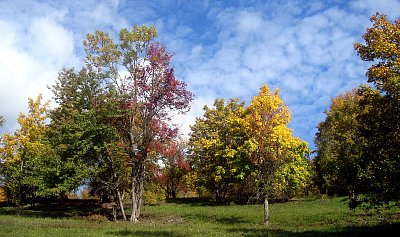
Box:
140;213;184;224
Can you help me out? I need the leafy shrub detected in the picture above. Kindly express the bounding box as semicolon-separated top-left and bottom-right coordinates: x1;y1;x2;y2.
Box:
143;183;165;205
86;214;109;222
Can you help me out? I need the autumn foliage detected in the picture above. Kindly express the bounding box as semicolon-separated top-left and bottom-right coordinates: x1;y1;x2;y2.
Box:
189;85;311;203
315;13;400;209
2;12;400;223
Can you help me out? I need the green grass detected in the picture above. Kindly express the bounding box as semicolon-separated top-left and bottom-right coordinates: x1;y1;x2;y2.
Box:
1;197;400;236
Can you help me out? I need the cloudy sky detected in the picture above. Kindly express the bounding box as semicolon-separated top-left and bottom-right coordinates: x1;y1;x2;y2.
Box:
1;0;400;149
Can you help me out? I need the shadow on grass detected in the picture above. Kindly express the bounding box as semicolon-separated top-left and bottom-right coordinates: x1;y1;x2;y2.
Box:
165;196;347;206
228;222;400;237
166;197;220;206
108;230;184;237
0;199;106;219
181;211;250;225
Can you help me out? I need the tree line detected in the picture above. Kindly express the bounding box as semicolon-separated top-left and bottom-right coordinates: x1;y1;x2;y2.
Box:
314;13;400;210
1;12;400;222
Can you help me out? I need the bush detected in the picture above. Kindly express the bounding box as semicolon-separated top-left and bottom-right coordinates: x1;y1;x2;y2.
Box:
143;183;165;205
86;214;109;223
0;187;7;202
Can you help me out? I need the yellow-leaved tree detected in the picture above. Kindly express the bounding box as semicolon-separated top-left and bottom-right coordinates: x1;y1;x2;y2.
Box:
246;84;310;224
0;95;50;213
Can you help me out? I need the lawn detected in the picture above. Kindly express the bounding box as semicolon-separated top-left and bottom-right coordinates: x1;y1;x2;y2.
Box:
0;197;399;237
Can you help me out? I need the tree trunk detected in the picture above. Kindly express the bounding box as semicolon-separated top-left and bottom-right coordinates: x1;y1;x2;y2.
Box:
129;162;145;222
172;188;176;199
116;189;127;221
16;157;25;216
136;176;144;217
264;198;269;225
129;174;139;222
349;190;358;210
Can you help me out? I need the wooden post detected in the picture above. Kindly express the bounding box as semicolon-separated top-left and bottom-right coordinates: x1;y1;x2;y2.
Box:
264;198;269;225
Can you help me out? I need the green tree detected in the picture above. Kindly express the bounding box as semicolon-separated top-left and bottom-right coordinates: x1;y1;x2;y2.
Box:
272;147;312;200
314;89;363;207
89;143;130;221
357;86;400;208
354;13;400;208
49;67;128;219
189;99;252;202
48;68;107;196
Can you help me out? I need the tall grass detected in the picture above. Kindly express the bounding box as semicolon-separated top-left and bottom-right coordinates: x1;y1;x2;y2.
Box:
1;197;399;237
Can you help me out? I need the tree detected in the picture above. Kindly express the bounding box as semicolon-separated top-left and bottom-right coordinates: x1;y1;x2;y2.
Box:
89;143;130;221
354;13;400;208
0;95;50;212
357;85;400;208
189;98;252;202
314;89;363;207
246;84;309;224
47;69;93;192
159;139;190;199
354;13;400;98
0;113;5;201
48;68;112;197
272;147;312;200
0;115;4;129
83;25;193;222
49;67;129;220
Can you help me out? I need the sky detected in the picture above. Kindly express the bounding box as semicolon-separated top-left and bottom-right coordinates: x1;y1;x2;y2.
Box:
1;0;400;150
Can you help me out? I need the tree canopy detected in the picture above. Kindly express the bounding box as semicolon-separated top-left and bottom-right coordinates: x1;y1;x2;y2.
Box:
189;84;311;214
3;12;400;222
189;98;252;202
82;25;193;222
316;13;400;209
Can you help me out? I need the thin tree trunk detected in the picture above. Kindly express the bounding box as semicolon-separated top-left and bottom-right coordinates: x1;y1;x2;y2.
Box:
135;163;145;218
116;189;127;221
172;188;176;199
129;174;138;222
264;198;269;225
129;162;145;222
128;126;140;222
107;150;127;222
136;177;144;218
16;157;25;216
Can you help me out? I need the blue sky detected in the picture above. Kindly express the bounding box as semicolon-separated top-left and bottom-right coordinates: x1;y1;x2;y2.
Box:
1;0;400;149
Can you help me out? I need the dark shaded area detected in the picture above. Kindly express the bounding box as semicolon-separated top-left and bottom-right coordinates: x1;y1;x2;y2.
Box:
181;211;250;225
228;223;400;237
165;197;295;206
0;199;115;219
165;197;217;206
108;230;184;237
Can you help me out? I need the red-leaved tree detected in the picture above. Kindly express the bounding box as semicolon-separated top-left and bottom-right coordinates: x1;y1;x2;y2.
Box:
158;140;191;199
83;25;193;222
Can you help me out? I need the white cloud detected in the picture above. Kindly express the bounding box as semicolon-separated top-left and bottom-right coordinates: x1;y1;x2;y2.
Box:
87;1;128;30
168;3;375;148
0;6;78;133
237;11;264;33
1;0;397;150
174;95;216;139
350;0;400;18
28;17;76;65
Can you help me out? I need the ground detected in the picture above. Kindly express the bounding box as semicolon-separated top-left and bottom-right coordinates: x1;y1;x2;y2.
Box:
0;197;399;236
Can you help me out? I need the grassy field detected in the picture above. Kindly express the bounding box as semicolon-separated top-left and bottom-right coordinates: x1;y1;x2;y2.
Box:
1;197;400;237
